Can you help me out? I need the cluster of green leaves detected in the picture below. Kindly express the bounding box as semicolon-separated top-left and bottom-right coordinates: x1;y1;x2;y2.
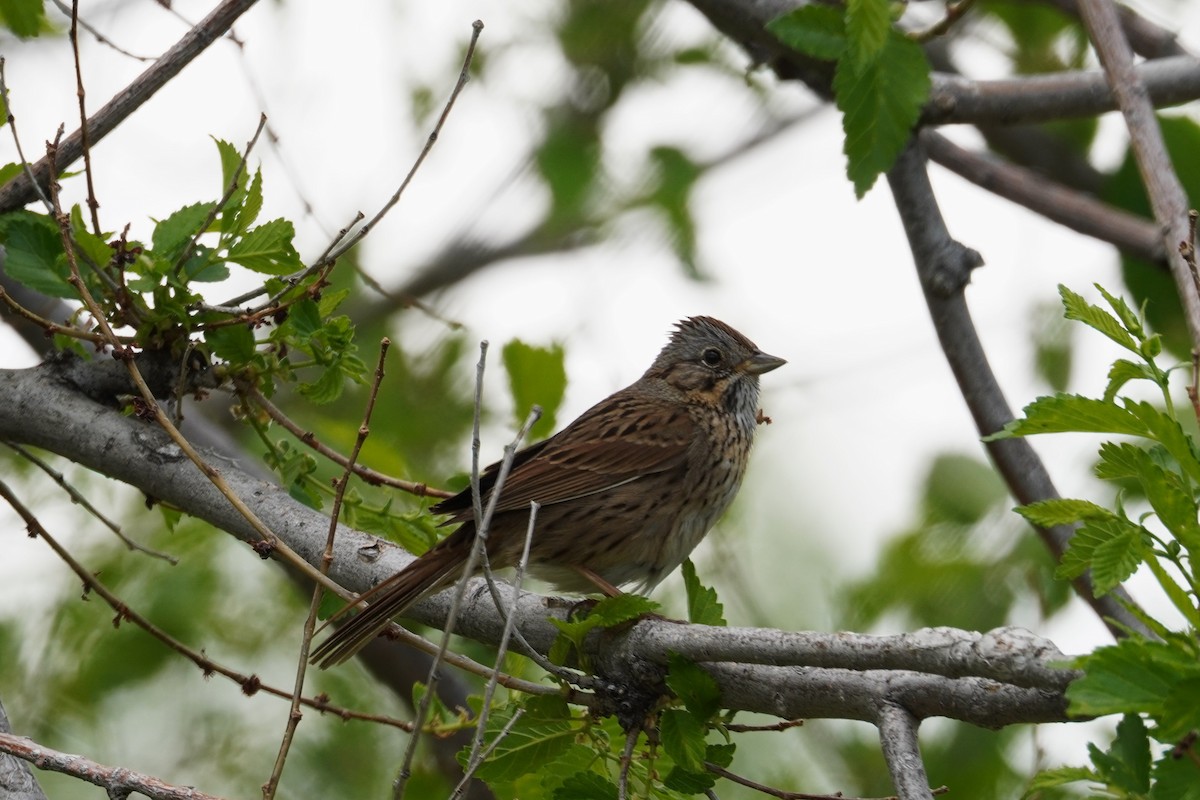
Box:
766;0;931;197
993;285;1200;797
448;562;733;799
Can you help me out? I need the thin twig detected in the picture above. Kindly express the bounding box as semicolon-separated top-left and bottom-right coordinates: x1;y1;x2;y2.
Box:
910;0;976;43
724;718;805;733
0;477;412;732
450;707;526;799
262;338;392;800
462;499;541;780
618;728;639;800
0;731;224;800
3;442;177;563
1077;1;1200;347
394;342;540;800
327;20;484;265
241;384;452;499
0;58;55;213
69;0;102;236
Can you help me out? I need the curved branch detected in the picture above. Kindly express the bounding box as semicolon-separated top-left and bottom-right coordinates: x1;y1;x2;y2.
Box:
0;0;260;214
921;130;1164;263
1077;2;1200;348
884;140;1151;640
0;361;1074;729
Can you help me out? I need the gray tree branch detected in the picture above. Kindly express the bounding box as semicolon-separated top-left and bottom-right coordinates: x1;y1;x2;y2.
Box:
0;361;1075;732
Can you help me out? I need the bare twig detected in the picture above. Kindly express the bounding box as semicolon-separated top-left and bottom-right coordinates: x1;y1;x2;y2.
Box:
263;338;393;800
0;731;223;800
1078;2;1200;348
450;708;525;799
3;442;177;563
910;0;976;43
0;477;412;731
68;0;102;236
241;384;452;499
885;140;1152;640
921;130;1163;263
0;0;262;214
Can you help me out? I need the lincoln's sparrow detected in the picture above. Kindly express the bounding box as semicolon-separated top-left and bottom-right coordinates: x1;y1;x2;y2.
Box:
313;316;784;667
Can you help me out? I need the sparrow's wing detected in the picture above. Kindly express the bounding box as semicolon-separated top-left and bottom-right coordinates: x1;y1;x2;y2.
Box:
433;392;696;521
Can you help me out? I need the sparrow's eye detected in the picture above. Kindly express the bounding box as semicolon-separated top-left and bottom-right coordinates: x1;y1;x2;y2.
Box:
701;348;723;367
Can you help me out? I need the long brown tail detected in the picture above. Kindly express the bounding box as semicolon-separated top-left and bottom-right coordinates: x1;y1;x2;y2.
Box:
311;537;469;668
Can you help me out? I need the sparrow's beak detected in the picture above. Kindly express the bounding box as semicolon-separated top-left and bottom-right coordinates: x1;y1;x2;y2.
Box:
742;351;787;375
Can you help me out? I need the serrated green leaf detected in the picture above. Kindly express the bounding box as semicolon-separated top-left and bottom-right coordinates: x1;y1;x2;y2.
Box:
846;0;890;68
667;654;721;720
659;709;706;772
706;742;735;769
681;559;725;626
151;202;216;263
1159;678;1200;742
1016;498;1114;527
834;30;930;197
299;365;346;404
1055;517;1144;594
1095;284;1145;339
552;771;617;800
468;708;576;783
1;216;74;297
1067;639;1200;718
1108;714;1152;792
1001;394;1145;438
662;765;717;793
287;298;323;341
318;288;351;317
1105;359;1157;403
766;6;847;60
204;323;256;363
1096;441;1149;482
589;593;659;626
228;168;263;236
1059;284;1140;354
225;219;302;274
1151;753;1200;800
503;339;567;440
0;0;46;38
1124;400;1200;485
1023;765;1097;795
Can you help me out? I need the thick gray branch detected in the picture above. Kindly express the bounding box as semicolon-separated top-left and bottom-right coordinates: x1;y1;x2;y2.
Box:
877;705;933;800
0;361;1074;730
683;0;1200;124
885;141;1151;640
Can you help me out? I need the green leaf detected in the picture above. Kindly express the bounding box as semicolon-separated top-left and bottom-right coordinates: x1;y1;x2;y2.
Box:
1;216;74;297
659;709;706;772
287;298;323;341
846;0;891;69
766;6;847;61
1151;741;1200;800
298;365;346;404
1105;359;1157;403
834;30;930;197
1124;400;1200;485
1067;639;1200;718
502;339;567;440
226;168;263;236
646;146;702;278
225;219;302;274
1096;283;1145;339
1056;516;1145;594
997;394;1146;439
1023;766;1098;795
681;559;725;626
0;163;22;183
588;593;659;627
0;0;46;38
667;654;721;721
1086;714;1150;794
151;202;216;263
662;765;717;793
1059;284;1139;354
1096;441;1151;482
468;705;576;783
1016;498;1114;527
204;324;256;364
1159;677;1200;742
552;771;617;800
